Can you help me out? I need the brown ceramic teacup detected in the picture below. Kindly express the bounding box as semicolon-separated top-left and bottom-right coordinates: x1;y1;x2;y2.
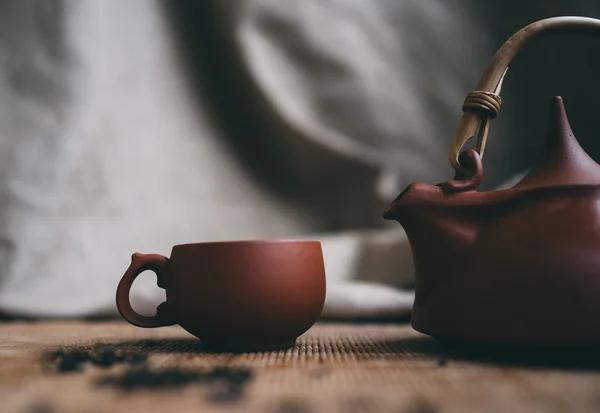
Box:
116;240;326;351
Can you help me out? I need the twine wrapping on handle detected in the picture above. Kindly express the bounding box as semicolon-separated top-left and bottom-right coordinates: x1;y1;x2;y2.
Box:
462;91;502;119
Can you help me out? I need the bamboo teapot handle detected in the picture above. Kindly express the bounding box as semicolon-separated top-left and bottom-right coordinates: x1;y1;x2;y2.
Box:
450;16;600;174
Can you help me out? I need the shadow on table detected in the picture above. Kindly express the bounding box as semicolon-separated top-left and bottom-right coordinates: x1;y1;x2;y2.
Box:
6;312;599;372
435;338;600;372
77;335;441;357
45;332;600;372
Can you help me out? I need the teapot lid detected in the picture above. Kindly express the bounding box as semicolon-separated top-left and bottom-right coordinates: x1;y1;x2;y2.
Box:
513;97;600;190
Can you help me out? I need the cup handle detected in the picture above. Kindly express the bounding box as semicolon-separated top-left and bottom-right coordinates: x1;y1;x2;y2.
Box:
116;253;175;328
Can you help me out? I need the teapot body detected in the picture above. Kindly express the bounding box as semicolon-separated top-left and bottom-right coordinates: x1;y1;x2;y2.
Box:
385;97;600;347
409;185;600;346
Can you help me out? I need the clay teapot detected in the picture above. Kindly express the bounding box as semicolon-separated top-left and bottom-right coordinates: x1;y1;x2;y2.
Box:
384;17;600;347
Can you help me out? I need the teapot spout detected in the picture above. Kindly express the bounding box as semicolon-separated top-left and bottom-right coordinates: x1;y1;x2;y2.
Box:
384;149;485;241
382;183;415;221
384;148;484;222
383;181;478;240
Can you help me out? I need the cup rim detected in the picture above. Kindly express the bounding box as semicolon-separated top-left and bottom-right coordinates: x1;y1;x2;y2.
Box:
172;239;321;249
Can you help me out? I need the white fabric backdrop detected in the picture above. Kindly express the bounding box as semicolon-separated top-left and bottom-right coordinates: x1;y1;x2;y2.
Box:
0;0;565;319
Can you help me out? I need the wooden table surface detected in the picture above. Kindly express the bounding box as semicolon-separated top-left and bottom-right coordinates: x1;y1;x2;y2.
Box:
1;321;599;413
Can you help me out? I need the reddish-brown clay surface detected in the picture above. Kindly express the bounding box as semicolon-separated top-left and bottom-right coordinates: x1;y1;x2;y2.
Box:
384;97;600;347
117;240;326;352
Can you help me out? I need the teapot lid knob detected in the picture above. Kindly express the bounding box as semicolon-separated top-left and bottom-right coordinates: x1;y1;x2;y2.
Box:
512;97;600;189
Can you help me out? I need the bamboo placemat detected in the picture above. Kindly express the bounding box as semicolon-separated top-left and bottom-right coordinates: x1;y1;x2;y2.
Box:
1;321;600;413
